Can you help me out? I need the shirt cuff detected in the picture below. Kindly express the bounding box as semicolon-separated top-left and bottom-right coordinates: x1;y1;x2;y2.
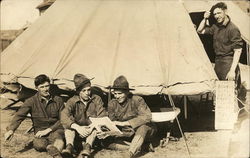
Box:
63;120;75;129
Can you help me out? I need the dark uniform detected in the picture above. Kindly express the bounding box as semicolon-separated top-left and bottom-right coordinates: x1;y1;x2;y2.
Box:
107;94;156;154
7;93;65;151
204;16;243;85
61;94;107;128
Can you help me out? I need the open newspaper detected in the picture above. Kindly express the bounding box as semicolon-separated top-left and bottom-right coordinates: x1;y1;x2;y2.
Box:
89;117;122;134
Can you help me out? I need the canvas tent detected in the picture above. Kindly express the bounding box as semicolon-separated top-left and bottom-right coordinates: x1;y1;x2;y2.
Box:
1;0;218;95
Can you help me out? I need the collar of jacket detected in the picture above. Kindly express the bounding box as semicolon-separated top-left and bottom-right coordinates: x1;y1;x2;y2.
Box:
37;92;54;103
73;94;95;104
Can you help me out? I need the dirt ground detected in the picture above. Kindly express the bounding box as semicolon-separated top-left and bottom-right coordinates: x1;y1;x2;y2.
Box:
0;91;249;158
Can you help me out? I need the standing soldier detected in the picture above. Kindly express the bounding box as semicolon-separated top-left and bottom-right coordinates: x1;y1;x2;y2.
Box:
197;2;247;112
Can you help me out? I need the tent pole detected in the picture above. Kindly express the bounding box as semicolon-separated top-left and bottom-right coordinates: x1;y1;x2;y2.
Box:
166;95;187;141
164;94;191;158
184;96;188;119
51;78;54;84
108;88;111;102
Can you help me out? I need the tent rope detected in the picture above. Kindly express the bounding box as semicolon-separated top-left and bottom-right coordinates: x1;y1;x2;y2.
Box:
163;94;192;158
237;97;250;114
0;73;34;81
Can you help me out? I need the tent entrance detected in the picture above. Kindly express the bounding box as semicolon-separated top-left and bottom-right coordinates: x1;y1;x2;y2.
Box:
189;12;249;65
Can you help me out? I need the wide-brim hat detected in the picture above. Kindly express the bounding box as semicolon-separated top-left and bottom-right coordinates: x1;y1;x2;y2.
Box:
110;75;134;90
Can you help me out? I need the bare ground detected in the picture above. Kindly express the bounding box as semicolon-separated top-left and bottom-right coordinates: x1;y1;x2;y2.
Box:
1;1;249;158
0;92;249;158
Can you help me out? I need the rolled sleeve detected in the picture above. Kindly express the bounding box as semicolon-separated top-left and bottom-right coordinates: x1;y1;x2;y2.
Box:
204;25;215;35
128;97;152;129
229;27;243;50
7;99;32;131
60;99;75;129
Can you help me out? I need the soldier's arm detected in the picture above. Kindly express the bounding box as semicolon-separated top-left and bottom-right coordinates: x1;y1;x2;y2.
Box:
197;11;211;34
128;96;152;129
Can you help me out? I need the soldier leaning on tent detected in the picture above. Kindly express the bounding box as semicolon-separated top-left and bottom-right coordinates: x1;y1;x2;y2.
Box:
60;73;107;158
197;2;247;109
97;76;157;158
4;74;65;158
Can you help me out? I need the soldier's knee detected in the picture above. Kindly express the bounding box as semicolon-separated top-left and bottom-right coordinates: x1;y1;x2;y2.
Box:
135;124;157;138
33;138;49;151
136;125;150;132
65;129;75;136
50;129;64;140
135;125;150;136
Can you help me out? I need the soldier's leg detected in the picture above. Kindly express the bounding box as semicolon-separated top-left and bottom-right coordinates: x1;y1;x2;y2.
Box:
235;66;247;109
85;130;97;147
61;129;75;157
80;130;97;157
48;129;65;151
64;129;75;146
33;137;49;152
46;129;65;157
129;124;156;155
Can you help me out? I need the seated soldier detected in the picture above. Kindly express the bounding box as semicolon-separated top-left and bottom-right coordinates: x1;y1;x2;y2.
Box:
60;74;107;158
99;75;157;158
4;74;65;158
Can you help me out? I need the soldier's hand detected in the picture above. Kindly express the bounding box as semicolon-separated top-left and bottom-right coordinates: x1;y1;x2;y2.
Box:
226;70;235;81
204;11;211;19
113;121;124;126
113;121;130;127
4;130;14;141
76;126;92;138
35;128;52;138
97;131;109;139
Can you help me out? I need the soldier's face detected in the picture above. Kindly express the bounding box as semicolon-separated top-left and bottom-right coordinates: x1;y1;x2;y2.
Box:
37;82;50;97
113;90;128;104
213;8;226;24
80;86;91;101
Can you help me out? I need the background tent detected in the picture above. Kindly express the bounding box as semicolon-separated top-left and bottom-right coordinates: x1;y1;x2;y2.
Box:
1;0;217;95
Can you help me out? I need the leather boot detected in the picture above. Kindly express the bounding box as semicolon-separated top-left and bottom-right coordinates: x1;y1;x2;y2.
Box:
61;144;74;158
79;143;91;157
46;145;62;158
